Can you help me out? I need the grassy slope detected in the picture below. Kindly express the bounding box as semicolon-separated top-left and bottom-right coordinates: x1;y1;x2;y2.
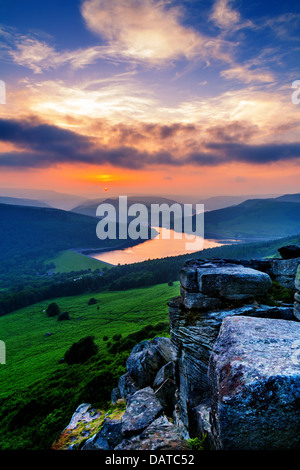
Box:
47;250;112;273
0;282;179;399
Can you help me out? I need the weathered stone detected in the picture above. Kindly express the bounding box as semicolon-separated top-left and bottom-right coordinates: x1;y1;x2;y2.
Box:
294;301;300;321
194;399;213;445
111;387;121;404
271;258;300;289
180;286;223;310
121;387;163;437
116;416;188;450
155;378;177;412
126;337;173;388
118;373;139;399
81;418;123;450
179;267;199;292
278;245;300;259
296;265;300;291
153;361;175;389
169;298;295;431
209;316;300;450
197;265;272;300
52;403;102;450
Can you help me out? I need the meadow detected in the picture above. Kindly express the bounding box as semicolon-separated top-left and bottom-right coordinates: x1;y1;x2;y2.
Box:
0;282;179;399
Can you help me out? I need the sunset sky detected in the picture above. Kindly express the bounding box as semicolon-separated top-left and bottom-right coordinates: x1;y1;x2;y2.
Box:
0;0;300;200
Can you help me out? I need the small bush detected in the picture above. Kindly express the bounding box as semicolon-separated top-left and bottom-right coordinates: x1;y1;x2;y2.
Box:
64;336;98;365
88;298;97;305
57;311;70;321
112;334;122;341
46;302;60;317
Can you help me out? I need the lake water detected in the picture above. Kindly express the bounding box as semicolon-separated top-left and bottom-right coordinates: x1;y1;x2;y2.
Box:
89;227;224;265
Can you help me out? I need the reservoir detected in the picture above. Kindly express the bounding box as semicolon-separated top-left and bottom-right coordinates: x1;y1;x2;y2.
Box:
88;227;223;266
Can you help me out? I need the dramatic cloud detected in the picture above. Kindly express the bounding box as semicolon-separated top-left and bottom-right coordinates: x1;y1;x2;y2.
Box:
0;117;299;170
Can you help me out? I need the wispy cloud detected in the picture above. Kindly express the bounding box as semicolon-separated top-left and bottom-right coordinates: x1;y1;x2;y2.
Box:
209;0;253;32
8;37;110;73
220;64;275;84
81;0;232;65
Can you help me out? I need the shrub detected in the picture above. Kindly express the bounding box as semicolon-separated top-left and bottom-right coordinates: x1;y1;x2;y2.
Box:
46;302;60;317
187;434;208;450
64;336;98;365
112;334;122;341
88;298;97;305
57;311;70;321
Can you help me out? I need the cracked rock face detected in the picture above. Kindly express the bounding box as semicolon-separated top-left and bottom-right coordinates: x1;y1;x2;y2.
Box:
209;316;300;450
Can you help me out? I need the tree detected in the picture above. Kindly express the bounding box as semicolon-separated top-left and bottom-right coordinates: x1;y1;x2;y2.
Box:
64;336;98;365
46;302;60;317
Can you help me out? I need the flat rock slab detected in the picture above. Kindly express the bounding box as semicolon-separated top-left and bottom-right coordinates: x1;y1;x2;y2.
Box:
197;266;272;300
209;316;300;450
121;387;163;437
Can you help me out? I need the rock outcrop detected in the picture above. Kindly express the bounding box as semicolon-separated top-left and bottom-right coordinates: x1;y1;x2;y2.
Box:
294;265;300;321
55;246;300;451
170;259;296;435
208;316;300;450
278;244;300;259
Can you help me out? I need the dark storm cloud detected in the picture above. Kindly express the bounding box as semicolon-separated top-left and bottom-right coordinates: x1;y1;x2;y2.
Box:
0;117;299;170
206;142;300;164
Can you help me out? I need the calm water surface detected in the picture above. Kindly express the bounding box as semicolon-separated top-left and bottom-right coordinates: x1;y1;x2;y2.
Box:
89;227;224;265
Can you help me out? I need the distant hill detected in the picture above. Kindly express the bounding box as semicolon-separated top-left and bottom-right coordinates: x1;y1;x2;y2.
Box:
273;193;300;204
0;203;153;281
198;194;280;212
72;196;195;226
0;188;89;210
202;199;300;239
0;196;50;208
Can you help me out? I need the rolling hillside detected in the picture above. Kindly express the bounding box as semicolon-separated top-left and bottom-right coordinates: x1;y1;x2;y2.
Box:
0;203;151;282
202;199;300;239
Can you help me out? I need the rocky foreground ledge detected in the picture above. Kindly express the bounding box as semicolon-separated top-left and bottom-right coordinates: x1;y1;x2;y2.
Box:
54;247;300;450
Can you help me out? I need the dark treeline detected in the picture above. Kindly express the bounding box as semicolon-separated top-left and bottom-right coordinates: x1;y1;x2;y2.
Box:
0;234;299;317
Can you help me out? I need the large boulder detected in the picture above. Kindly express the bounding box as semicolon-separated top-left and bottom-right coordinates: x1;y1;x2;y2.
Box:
278;245;300;259
121;387;163;437
126;337;173;388
209;316;300;450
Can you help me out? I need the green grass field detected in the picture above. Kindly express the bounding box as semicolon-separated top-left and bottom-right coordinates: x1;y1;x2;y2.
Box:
0;282;180;399
46;249;112;273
